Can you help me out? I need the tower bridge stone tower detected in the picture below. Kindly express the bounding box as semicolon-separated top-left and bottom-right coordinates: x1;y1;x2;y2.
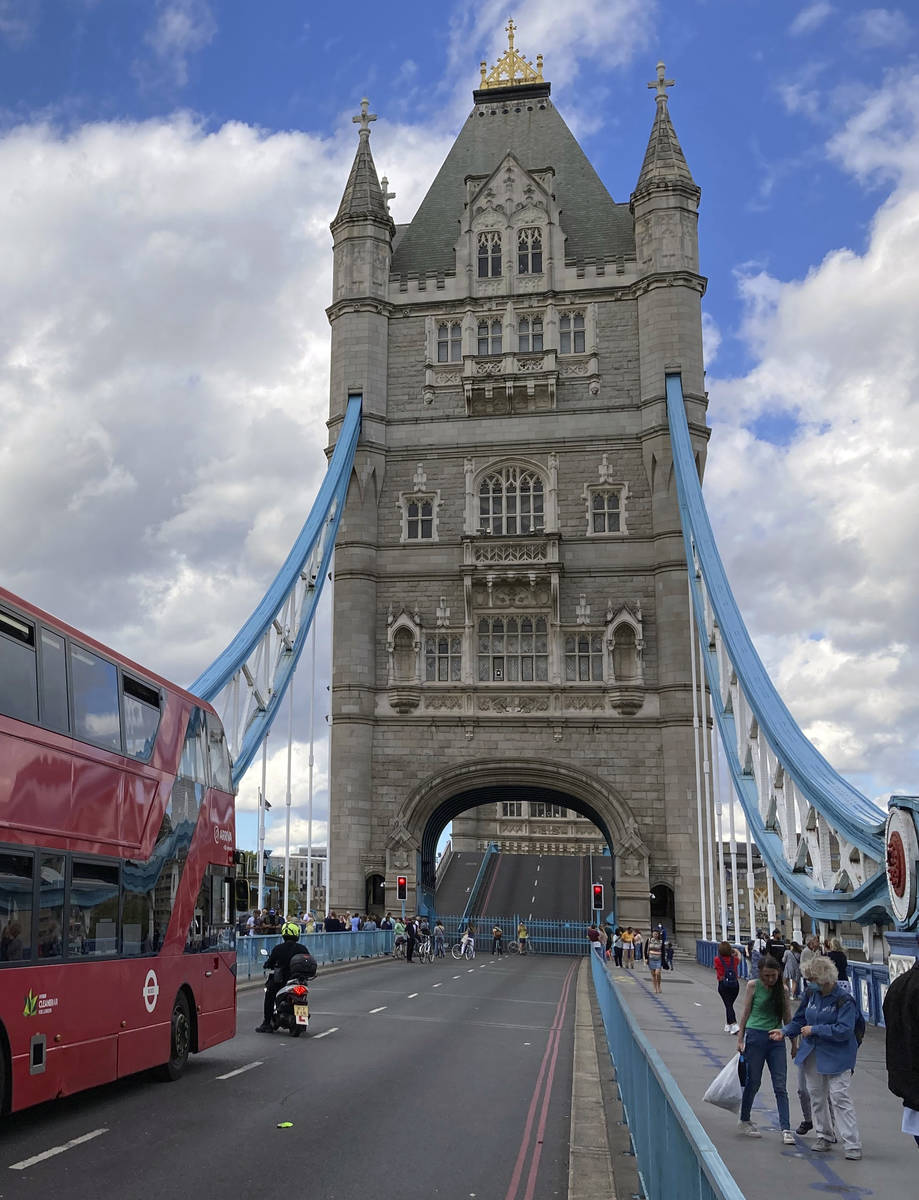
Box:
326;36;709;935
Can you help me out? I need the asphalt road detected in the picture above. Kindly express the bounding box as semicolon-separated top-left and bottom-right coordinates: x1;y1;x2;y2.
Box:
0;955;580;1200
476;854;615;922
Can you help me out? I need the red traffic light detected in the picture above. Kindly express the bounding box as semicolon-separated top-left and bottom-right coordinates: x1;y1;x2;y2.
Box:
397;876;407;900
592;883;604;910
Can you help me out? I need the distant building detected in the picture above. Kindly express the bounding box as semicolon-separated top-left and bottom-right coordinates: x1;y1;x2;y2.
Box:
452;801;605;856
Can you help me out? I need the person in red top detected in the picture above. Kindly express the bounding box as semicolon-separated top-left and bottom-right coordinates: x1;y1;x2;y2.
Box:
714;940;743;1033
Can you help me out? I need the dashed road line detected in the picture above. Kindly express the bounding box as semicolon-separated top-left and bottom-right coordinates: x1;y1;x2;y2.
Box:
432;982;442;987
10;1129;109;1171
453;974;461;979
216;1061;263;1080
312;1027;338;1039
369;1005;387;1013
408;992;419;998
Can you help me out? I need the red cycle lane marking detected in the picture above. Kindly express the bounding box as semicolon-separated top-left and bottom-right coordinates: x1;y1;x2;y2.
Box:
504;961;577;1200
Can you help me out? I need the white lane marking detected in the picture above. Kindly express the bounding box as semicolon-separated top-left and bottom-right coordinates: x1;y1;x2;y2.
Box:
467;968;475;973
369;1006;387;1013
10;1128;109;1171
453;975;461;979
408;992;419;998
432;983;442;988
312;1027;338;1039
531;894;535;903
533;878;538;886
694;1002;703;1007
216;1061;263;1080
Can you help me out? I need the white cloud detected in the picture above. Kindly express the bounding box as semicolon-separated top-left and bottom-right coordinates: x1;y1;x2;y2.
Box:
0;0;38;48
789;3;835;36
848;8;912;49
139;0;217;90
705;69;919;795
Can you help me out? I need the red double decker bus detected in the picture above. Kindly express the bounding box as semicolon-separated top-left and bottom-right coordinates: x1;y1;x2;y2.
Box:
0;587;239;1114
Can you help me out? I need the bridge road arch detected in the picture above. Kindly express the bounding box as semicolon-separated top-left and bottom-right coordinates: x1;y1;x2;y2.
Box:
324;47;708;938
388;760;651;925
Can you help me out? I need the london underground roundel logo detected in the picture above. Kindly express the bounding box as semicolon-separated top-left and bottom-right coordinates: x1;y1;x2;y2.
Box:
143;969;160;1013
886;808;918;926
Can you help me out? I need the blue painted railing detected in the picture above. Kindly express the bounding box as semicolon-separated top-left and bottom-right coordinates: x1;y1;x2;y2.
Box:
696;939;750;979
666;373;888;923
236;930;393;981
591;953;745;1200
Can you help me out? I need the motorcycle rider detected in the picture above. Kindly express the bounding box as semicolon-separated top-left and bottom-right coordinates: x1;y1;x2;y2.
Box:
256;921;317;1033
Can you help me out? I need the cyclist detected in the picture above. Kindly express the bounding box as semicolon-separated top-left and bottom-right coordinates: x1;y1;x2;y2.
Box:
517;921;529;954
461;925;476;958
492;924;504;955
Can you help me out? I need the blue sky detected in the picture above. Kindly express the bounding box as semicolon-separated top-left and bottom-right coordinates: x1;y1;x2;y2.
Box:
1;1;917;855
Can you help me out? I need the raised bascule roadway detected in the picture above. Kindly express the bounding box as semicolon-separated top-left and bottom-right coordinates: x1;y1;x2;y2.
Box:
4;25;918;1200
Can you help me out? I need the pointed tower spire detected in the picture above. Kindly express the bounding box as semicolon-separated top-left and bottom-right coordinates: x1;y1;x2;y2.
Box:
633;63;698;199
331;98;393;231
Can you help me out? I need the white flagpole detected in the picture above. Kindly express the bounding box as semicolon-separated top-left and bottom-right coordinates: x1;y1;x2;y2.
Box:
283;674;294;918
257;734;268;909
687;572;708;941
325;551;335;917
307;617;316;915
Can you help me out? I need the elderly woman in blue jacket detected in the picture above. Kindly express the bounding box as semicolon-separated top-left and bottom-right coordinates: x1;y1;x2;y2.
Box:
770;954;862;1160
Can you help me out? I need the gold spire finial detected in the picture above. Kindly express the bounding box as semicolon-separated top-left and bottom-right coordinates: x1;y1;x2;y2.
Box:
647;61;675;104
479;17;544;90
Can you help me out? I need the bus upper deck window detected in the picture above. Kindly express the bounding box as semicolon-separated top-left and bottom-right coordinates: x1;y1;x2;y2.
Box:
0;609;38;725
123;676;161;761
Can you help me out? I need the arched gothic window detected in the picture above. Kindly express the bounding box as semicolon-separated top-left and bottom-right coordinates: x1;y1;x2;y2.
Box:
518;315;543;353
392;628;417;683
612;623;639;683
517;228;543;274
477;319;502;355
477;231;502;278
478;466;544;535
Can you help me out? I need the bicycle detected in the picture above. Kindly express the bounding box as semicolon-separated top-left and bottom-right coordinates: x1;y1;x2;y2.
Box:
451;939;475;960
416;935;432;963
392;936;406;960
508;939;534;954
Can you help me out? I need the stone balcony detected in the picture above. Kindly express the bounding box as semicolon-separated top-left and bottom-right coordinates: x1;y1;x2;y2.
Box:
423;350;598;415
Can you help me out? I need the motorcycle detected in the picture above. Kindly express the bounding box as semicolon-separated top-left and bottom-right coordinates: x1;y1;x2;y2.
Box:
261;950;316;1037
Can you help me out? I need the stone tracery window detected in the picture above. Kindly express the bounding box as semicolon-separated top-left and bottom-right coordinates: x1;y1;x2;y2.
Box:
424;633;461;682
589;489;621;534
478;466;544;535
531;802;567;818
564;632;603;681
559;312;585;354
501;800;523;817
477;319;502;355
437;321;462;363
477;231;502;278
477;615;548;682
517;227;543;274
517;315;543;353
406;497;434;539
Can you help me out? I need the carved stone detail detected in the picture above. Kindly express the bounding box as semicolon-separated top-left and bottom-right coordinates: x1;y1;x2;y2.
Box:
425;694;463;711
478;695;551;714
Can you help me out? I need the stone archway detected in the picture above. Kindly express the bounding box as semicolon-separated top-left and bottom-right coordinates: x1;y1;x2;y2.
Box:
384;758;652;927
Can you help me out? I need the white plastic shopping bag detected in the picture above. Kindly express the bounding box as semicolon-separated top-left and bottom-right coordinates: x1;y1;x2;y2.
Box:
703;1052;744;1113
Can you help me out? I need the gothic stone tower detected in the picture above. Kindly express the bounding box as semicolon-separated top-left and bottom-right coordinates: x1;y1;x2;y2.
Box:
326;35;709;935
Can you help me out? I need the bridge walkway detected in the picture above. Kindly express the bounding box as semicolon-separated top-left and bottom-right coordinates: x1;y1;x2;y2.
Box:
600;955;911;1199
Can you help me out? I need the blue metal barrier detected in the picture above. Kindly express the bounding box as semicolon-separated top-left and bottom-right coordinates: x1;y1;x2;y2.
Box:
236;931;393;981
591;953;745;1200
437;914;590;956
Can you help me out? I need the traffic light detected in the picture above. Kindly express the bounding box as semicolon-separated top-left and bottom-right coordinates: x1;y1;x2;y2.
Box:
397;876;407;901
592;883;604;911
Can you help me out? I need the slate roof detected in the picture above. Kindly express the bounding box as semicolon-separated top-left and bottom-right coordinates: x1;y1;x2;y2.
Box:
390;85;634;277
332;131;392;228
633;98;698;197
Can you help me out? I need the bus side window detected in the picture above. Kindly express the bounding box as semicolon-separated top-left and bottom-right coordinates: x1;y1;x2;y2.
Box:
0;851;34;963
0;608;39;725
71;646;121;753
179;707;208;784
205;712;233;792
122;675;161;761
39;628;69;733
38;854;65;959
69;860;119;957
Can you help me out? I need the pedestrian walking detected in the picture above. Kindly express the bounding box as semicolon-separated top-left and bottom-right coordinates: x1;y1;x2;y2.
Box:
405;915;417;963
492;924;504;955
623;927;634;968
587;923;605;963
748;929;767;974
783;942;802;999
633;929;644;963
647;930;664;994
433;920;446;957
772;953;861;1159
882;957;919;1149
613;927;624;968
736;955;794;1143
713;940;742;1033
826;938;851;995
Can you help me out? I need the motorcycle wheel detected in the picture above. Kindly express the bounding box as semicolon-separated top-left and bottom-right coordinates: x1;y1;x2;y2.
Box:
290;1025;303;1038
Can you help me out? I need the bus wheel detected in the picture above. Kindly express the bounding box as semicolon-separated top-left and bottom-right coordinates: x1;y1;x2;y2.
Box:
156;993;191;1082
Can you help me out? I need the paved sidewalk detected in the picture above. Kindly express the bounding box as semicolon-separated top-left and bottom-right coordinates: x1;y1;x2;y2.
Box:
602;956;914;1199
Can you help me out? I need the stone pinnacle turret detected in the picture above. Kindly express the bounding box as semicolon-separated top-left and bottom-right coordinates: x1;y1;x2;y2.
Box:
633;62;699;200
331;98;394;232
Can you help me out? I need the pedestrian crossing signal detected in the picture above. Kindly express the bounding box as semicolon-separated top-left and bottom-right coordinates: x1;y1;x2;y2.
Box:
592;883;604;911
397;876;407;900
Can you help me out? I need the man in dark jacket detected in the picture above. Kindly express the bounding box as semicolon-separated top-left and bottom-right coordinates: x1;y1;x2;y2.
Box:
883;959;919;1147
256;922;317;1032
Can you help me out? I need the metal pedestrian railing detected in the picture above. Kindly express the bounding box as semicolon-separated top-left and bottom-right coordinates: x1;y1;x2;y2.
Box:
437;914;590;956
696;938;751;978
591;953;745;1200
235;930;393;981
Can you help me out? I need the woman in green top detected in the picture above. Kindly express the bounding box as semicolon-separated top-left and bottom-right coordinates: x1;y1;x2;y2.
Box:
736;955;794;1142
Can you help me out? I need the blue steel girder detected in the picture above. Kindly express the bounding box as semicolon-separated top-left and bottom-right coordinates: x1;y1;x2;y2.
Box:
190;394;362;785
665;374;889;925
